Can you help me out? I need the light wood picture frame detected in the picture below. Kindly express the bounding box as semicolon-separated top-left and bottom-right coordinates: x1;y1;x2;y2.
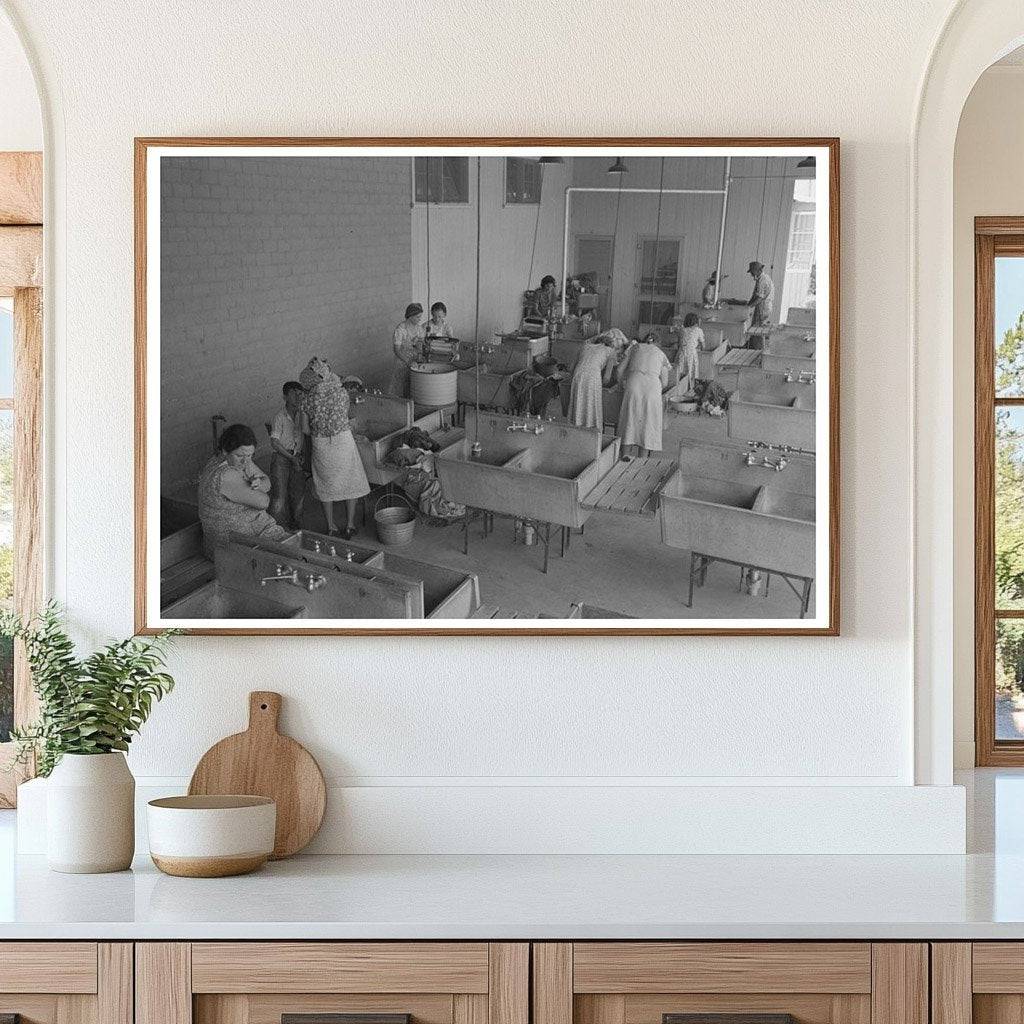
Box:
135;137;840;636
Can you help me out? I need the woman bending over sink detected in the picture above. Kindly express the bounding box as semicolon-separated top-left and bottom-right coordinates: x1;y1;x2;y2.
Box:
616;333;670;459
300;356;370;540
197;423;290;559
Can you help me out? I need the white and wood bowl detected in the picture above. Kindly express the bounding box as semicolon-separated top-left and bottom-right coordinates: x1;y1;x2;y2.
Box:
147;795;276;877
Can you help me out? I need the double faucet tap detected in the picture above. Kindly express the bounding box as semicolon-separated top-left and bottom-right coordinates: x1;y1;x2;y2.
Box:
260;563;327;592
745;440;791;472
507;414;545;435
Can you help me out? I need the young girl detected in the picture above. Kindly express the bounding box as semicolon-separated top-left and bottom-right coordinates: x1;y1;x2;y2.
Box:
674;312;705;390
425;301;452;339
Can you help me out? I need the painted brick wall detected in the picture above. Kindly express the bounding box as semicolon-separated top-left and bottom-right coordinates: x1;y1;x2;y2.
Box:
159;155;411;492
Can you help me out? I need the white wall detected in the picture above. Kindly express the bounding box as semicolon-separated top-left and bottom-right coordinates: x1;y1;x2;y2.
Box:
952;65;1024;767
0;9;39;151
568;156;812;332
410;157;568;342
0;0;975;852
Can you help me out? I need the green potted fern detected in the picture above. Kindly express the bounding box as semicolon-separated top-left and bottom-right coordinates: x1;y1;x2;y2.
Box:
2;604;177;873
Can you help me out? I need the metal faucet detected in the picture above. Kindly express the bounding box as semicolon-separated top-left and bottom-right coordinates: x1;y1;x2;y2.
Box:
261;564;299;586
507;416;545;435
304;573;327;592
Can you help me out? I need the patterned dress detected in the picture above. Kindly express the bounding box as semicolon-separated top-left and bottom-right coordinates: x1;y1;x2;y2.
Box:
617;343;670;451
304;377;370;502
568;343;613;429
196;457;288;559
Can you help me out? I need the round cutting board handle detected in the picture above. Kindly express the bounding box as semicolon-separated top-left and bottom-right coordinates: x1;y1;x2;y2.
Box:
248;691;282;734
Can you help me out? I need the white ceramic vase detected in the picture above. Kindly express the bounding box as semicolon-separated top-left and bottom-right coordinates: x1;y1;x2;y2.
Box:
46;752;135;873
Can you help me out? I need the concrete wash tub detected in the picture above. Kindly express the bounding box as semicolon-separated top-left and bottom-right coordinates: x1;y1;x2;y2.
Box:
165;532;480;620
727;385;816;450
436;411;619;530
659;471;816;579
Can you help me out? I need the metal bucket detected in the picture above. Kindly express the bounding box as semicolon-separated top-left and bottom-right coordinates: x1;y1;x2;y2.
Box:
409;362;458;406
374;493;417;546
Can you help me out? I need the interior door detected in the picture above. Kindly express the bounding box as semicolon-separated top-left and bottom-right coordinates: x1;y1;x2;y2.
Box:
635;236;682;331
574;235;614;325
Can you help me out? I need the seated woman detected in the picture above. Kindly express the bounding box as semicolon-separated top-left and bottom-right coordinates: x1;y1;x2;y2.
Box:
567;330;619;430
301;356;371;540
616;333;671;458
197;423;290;559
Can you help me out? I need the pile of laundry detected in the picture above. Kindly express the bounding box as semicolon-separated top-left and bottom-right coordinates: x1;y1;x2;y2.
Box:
383;428;464;524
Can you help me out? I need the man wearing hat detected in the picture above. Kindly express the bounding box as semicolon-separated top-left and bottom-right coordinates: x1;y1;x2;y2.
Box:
389;302;426;397
746;261;775;327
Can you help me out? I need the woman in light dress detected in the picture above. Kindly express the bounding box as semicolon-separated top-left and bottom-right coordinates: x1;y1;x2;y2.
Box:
567;329;625;430
672;313;705;390
616;333;671;458
300;356;370;540
197;423;289;559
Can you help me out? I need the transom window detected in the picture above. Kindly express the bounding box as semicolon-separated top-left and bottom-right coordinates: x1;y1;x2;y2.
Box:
413;157;469;204
504;158;542;204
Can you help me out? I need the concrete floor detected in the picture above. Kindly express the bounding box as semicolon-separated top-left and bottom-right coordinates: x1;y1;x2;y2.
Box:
294;404;816;621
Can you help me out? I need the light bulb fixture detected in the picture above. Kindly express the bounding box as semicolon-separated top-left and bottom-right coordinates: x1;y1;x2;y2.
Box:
797;156;816;168
538;156;564;165
607;157;629;174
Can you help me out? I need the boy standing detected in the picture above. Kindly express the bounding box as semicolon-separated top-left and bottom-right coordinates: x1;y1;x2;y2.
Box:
268;380;307;529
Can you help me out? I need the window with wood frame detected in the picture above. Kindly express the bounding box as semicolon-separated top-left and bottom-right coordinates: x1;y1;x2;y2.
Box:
976;219;1024;765
0;151;43;805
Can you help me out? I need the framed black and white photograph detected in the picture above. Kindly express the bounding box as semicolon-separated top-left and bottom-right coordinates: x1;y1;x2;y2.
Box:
135;138;839;635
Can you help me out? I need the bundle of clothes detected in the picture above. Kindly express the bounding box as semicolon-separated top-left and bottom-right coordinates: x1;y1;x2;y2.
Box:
383;427;465;524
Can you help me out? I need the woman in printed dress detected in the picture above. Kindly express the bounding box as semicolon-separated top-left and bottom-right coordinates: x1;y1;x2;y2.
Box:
300;356;370;540
197;423;289;559
616;333;671;458
567;329;623;430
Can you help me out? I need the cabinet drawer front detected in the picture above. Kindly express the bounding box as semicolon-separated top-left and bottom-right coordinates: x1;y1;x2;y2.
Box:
973;944;1024;992
0;943;98;993
191;943;490;994
573;944;872;994
196;993;457;1024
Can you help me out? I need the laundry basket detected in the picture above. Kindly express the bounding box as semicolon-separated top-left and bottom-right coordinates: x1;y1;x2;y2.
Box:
374;492;417;546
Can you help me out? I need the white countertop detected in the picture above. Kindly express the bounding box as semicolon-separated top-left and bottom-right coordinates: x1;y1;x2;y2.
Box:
2;850;1024;940
1;770;1021;941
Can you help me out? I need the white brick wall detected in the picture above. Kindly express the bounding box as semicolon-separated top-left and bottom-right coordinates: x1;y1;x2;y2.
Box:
159;155;412;492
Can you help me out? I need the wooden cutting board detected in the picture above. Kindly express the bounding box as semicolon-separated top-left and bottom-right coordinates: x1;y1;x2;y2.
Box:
188;691;326;859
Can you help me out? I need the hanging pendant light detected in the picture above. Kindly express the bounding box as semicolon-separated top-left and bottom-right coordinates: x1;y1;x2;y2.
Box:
797;156;816;168
538;155;564;164
607;156;629;174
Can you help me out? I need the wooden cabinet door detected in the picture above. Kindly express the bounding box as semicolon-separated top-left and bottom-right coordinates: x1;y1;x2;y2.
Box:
0;942;132;1024
534;943;927;1024
137;943;528;1024
933;943;1024;1024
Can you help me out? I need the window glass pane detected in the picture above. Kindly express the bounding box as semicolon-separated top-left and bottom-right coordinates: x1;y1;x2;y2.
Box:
0;410;11;742
413;157;469;204
637;300;677;326
995;256;1024;397
505;158;541;204
0;302;13;399
997;619;1024;740
997;407;1024;610
639;240;678;296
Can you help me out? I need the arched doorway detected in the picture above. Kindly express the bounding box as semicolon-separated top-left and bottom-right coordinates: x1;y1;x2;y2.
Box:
914;0;1024;784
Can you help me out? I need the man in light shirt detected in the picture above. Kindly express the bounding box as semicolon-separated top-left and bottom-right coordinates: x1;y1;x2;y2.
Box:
746;260;775;327
268;380;307;529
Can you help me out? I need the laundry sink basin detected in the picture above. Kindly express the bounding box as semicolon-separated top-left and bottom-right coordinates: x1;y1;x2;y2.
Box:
660;469;816;579
161;580;306;619
437;411;618;528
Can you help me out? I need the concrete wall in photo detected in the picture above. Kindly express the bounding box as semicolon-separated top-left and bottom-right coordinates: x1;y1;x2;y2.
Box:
159;155;411;492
